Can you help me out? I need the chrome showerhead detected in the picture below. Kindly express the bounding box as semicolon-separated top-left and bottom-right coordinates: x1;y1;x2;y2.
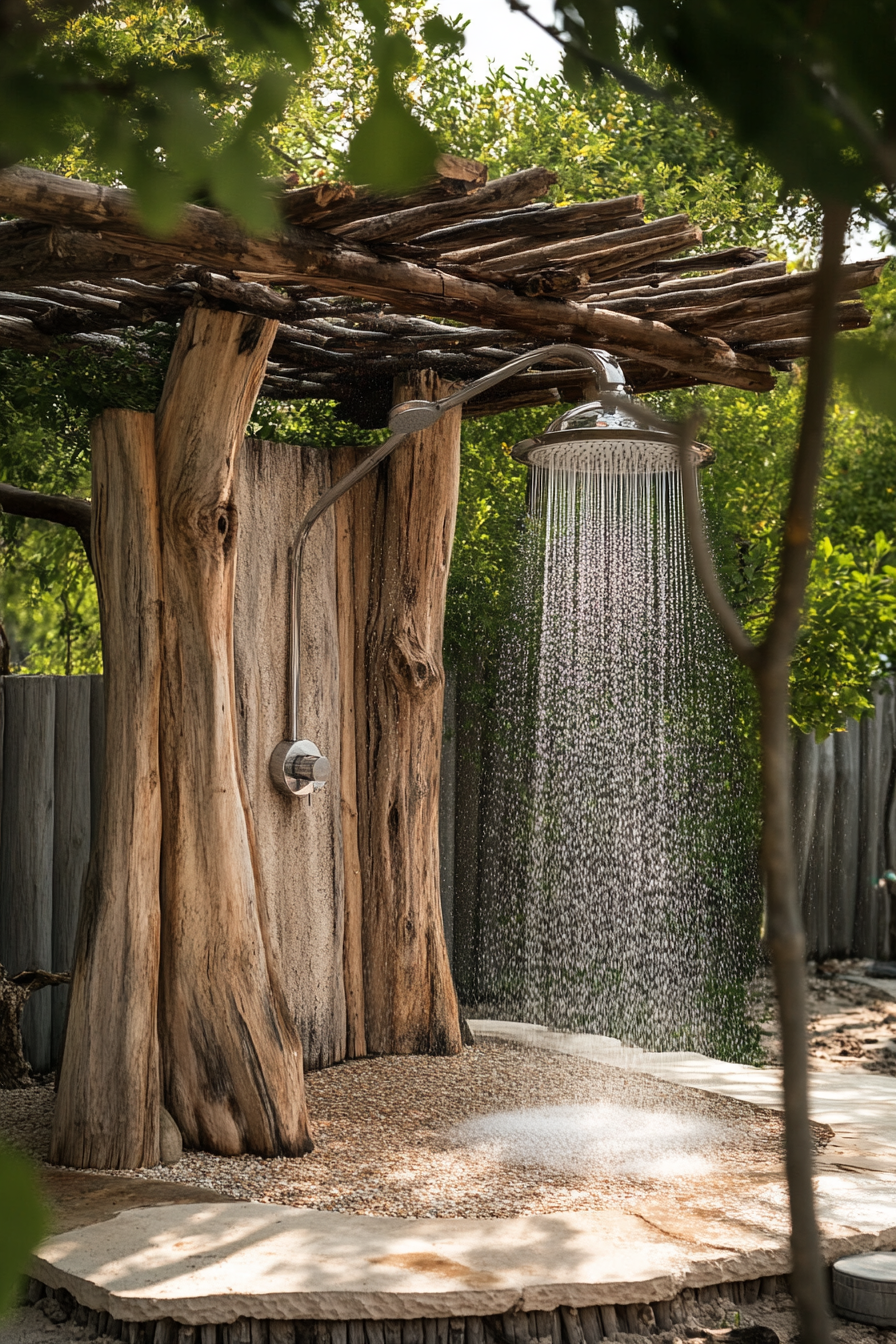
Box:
511;400;712;475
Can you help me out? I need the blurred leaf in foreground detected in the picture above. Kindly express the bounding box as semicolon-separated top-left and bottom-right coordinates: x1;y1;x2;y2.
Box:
0;1141;49;1317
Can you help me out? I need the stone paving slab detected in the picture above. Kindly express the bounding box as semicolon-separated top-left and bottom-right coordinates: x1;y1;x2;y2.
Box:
30;1191;896;1325
28;1021;896;1325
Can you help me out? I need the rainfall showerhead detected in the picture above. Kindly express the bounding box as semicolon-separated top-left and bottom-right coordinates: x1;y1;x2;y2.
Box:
511;400;712;475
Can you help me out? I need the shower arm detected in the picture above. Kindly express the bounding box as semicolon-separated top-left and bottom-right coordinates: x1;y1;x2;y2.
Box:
276;344;626;794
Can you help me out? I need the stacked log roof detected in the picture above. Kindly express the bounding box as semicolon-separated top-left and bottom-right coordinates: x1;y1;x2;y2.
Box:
0;157;885;424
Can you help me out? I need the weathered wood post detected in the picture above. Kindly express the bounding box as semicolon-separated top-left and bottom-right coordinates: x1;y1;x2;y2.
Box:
155;304;313;1156
233;438;346;1072
51;411;163;1169
338;372;462;1056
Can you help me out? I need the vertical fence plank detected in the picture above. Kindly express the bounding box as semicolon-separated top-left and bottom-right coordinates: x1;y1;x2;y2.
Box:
233;438;346;1073
805;733;835;958
0;675;55;1071
52;676;92;1062
439;667;457;968
856;705;886;955
792;730;819;939
831;721;861;954
88;674;105;850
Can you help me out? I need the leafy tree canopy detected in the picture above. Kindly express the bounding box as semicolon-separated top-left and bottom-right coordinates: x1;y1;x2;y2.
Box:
1;2;894;740
1;0;464;229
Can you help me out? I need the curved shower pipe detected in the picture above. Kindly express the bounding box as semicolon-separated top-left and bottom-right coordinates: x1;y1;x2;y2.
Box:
270;343;628;798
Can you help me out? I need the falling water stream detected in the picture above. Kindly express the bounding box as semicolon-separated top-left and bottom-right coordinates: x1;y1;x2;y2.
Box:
473;457;760;1058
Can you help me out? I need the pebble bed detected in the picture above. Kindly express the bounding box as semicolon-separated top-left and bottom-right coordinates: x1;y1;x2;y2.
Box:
0;1043;826;1219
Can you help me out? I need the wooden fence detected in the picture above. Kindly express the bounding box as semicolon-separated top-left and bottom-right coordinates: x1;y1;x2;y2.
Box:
0;675;103;1072
793;682;896;960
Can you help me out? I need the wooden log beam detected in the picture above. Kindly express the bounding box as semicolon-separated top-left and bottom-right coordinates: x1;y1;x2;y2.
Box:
413;195;644;250
50;411;163;1170
742;337;812;359
433;213;645;266
667;286;863;332
334;168;558;244
154;303;313;1156
287;154;487;230
584;260;788;302
0;169;774;390
705;301;871;342
588;260;884;315
460;214;694;274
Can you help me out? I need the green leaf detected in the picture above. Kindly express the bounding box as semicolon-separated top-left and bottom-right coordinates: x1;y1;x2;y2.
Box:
421;16;466;52
835;332;896;423
346;87;440;192
0;1143;49;1318
207;139;280;234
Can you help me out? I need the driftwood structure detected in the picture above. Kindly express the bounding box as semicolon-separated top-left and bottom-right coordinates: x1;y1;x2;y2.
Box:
0;156;885;1167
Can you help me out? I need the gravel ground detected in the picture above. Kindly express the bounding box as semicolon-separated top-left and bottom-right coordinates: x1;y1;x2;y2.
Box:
749;959;896;1074
0;1043;816;1218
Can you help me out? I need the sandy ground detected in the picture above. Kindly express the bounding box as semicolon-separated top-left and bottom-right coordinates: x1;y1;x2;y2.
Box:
0;1043;813;1218
748;958;896;1074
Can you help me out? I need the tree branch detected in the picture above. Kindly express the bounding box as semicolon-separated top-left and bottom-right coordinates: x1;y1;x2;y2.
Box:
763;202;851;666
0;480;93;569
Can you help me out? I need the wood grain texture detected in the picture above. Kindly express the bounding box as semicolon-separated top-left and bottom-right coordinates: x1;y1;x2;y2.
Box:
233;438;345;1072
332;446;371;1060
0;675;55;1072
354;371;462;1056
50;411;163;1168
155;304;312;1155
51;675;91;1061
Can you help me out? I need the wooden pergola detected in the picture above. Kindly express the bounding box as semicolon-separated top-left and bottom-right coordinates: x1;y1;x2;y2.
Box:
0;158;882;1172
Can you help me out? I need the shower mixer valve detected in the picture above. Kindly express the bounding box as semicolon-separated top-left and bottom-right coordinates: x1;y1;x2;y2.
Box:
270;738;331;799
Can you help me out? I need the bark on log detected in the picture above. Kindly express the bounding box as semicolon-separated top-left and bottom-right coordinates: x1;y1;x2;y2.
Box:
464;215;693;275
413;194;644;250
0;169;775;390
347;371;462;1056
50;411;163;1170
287;153;487;231
154;304;312;1156
232;438;345;1072
585;260;788;303
335;168;557;243
333;446;369;1060
433;213;645;264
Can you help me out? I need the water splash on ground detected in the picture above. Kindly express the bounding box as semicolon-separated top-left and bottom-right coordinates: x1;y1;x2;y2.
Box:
450;1102;733;1179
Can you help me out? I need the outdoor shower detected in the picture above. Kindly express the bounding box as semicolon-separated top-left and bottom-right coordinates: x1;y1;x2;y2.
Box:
269;343;699;798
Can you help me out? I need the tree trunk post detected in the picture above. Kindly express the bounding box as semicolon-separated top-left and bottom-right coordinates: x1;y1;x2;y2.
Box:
333;446;369;1060
352;371;463;1056
154;303;312;1156
50;410;163;1170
